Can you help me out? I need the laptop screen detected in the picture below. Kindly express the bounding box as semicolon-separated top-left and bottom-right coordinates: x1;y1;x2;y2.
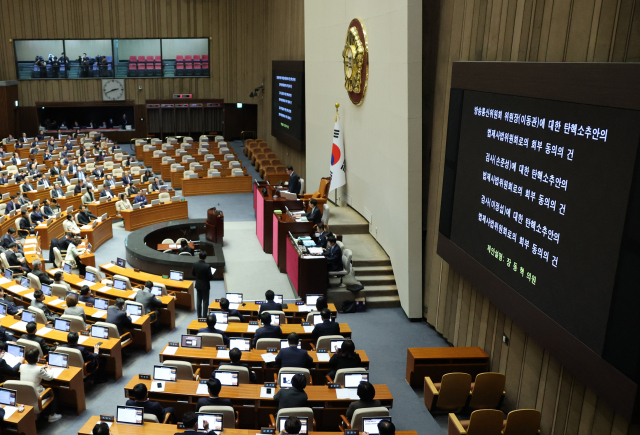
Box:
151;286;163;296
63;263;72;274
210;311;228;324
0;304;6;316
181;335;202;349
274;294;283;304
229;338;251;352
280;339;301;349
330;340;344;353
306;294;321;306
41;284;51;296
94;298;109;310
225;293;243;304
85;271;95;282
20;277;29;288
169;270;183;281
280;372;296;388
125;304;142;316
116;258;126;267
270;314;280;326
91;325;109;339
197;413;223;431
344;373;369;388
214;370;239;386
54;319;71;332
49;352;69;368
154;365;177;382
6;344;24;358
113;279;127;290
4;269;11;280
21;311;35;323
279;417;308;434
313;314;322;325
0;388;16;406
362;417;392;434
116;406;143;425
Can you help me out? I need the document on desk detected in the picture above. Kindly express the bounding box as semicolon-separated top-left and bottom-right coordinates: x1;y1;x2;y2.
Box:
291;211;305;215
196;383;209;395
302;255;323;259
260;387;275;398
297;305;313;312
77;280;94;287
247;325;258;333
8;285;28;292
36;327;52;336
50;367;65;379
2;405;17;420
162;346;178;356
24;240;37;246
49;299;64;306
24;250;37;255
102;263;115;269
11;321;27;332
308;247;323;255
216;324;227;331
22;292;35;300
216;350;230;359
48;268;62;274
336;388;360;400
261;353;276;363
77;335;89;344
129;315;141;322
303;325;314;333
316;353;330;362
91;310;107;319
0;278;10;285
169;244;178;249
81;225;92;230
150;381;165;392
228;303;240;310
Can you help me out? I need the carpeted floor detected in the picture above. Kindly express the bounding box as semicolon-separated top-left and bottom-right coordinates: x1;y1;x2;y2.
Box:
37;141;451;435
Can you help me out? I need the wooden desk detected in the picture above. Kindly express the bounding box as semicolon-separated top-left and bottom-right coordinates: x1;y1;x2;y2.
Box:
264;172;290;185
41;365;86;414
181;175;252;197
255;184;305;254
157;242;195;251
170;166;246;189
100;262;193;313
286;235;327;299
25;188;53;203
87;191;160;218
120;200;189;231
158;345;368;383
405;347;490;387
55;193;83;211
80;217;113;251
273;214;314;273
185;320;351;348
122;377;392;430
3;404;36;435
207;301;337;323
34;211;70;250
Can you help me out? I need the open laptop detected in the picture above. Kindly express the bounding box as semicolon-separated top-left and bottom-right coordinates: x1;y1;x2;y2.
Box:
274;294;284;304
312;314;322;325
116;258;126;267
4;269;11;280
54;319;71;332
41;284;51;296
125;304;142;322
84;271;96;282
229;337;251;352
48;351;69;377
362;417;392;434
21;310;36;323
0;303;7;317
94;298;109;310
330;339;345;353
116;405;143;426
306;294;321;306
344;373;369;388
19;276;29;289
225;293;243;307
197;413;224;432
280;339;301;349
269;314;280;326
169;270;183;281
153;365;177;382
0;388;17;407
213;370;239;386
63;263;72;274
6;344;24;359
113;278;127;290
209;311;228;324
181;335;202;349
90;325;110;339
279;416;308;434
279;372;297;388
150;286;163;297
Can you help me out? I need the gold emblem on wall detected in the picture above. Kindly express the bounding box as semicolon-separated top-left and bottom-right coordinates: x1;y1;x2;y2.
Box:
342;18;369;105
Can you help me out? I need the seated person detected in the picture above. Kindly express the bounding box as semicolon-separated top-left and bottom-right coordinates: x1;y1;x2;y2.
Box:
115;193;132;213
20;348;61;422
127;183;139;196
126;383;174;423
0;288;20;315
77;205;97;225
178;411;217;435
198;313;229;346
105;298;133;336
82;187;96;204
100;185;114;199
21;321;56;355
282;417;303;435
317;223;329;249
31;259;53;285
64;236;87;276
275;332;313;368
149;177;162;191
73;180;86;195
31;290;58;322
0;340;23;381
133;192;147;205
323;235;343;272
51;182;65;198
177;239;194;256
219;348;256;382
63;213;81;234
376;420;396;435
6;243;30;273
311;308;341;341
19;211;35;235
134;281;163;322
252;311;282;348
273;373;307;410
53;271;72;292
196;378;233;411
345;382;382;422
259;289;283;313
328;339;362;380
61;332;107;384
303;198;322;226
121;170;133;186
219;297;245;322
42;199;55;217
78;285;96;305
30;205;44;225
103;174;116;188
63;293;86;323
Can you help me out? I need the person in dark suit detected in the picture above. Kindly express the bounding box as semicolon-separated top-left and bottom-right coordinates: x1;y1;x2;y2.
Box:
30;205;44;226
77;205;96;225
286;166;301;195
275;333;313;368
106;298;133;336
317;224;329;249
100;185;114;199
0;288;20;315
38;174;52;189
50;161;61;177
135;281;163;322
311;308;341;342
58;171;71;187
323;235;343;272
92;167;104;179
0;174;9;185
198;313;229;346
10;154;22;166
303;198;322;226
126;383;174;423
121;170;133;186
67;159;77;176
196;378;233;411
219;298;244;322
259;289;282;314
177;239;194;256
1;227;20;251
133;192;147;205
31;290;56;321
252;311;282;348
0;341;23;381
192;252;214;318
18;133;28;144
7;243;30;273
42;199;54;217
4;197;18;215
328;339;363;380
30;259;52;285
345;381;382;422
36;130;45;141
219;348;256;382
78;286;95;305
61;332;107;383
176;411;217;435
51;182;65;199
21;180;34;192
103;174;116;188
22;322;55;355
73;180;85;195
273;373;308;410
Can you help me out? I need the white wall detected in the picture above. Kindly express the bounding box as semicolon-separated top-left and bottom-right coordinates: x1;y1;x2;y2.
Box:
304;0;423;318
14;40;63;62
117;39;161;61
161;39;208;59
64;40;113;60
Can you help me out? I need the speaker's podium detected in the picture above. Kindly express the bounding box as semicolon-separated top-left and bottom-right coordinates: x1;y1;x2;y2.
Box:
206;208;224;243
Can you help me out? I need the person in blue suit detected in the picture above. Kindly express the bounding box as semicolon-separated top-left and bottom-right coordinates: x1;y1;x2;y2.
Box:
126;383;174;423
198;313;229;346
311;308;341;342
317;224;328;249
323;235;343;272
219;347;256;382
252;311;282;348
258;289;282;314
275;333;313;368
286;166;301;195
219;297;245;322
196;378;233;411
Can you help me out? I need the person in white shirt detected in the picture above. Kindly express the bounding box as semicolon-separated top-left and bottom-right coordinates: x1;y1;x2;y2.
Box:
115;193;132;215
64;236;86;275
62;213;80;234
53;271;72;292
20;348;61;422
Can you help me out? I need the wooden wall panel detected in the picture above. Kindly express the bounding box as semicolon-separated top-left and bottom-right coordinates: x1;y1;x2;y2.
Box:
422;0;640;433
0;0;305;177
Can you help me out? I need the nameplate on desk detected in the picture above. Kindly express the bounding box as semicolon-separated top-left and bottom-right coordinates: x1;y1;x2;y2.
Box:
317;349;328;353
267;348;278;353
302;322;310;326
199;380;207;385
214;298;220;302
177;422;186;429
345;430;359;435
86;303;93;308
168;342;179;347
80;331;90;336
296;301;305;305
198;318;206;322
264;382;276;388
328;383;341;389
249;321;258;325
139;374;151;380
261;429;276;434
255;301;263;305
216;345;227;351
100;415;115;422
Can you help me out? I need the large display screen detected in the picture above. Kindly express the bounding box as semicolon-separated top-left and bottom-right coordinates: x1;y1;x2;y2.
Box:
271;61;305;151
447;90;640;354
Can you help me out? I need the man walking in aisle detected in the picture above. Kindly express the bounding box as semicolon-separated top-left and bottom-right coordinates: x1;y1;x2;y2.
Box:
192;252;214;318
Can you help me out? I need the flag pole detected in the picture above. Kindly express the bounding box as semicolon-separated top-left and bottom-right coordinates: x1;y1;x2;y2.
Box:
334;103;339;206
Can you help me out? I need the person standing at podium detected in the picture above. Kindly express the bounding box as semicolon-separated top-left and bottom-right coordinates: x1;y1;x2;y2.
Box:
192;251;214;318
286;166;301;195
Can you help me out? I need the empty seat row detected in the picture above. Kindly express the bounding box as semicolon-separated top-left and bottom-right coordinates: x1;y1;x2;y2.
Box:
176;54;209;64
129;55;161;64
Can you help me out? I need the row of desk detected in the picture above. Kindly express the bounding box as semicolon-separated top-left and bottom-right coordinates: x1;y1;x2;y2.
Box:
180;175;253;197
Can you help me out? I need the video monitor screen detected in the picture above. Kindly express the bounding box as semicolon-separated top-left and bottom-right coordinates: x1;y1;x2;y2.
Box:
271;61;305;151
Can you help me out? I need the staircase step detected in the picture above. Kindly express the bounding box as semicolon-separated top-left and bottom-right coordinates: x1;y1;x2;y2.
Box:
357;275;396;286
352;259;392;267
353;266;394;276
364;295;402;308
328;285;399;299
